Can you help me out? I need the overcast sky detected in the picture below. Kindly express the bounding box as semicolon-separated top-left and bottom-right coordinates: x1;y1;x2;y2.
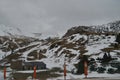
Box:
0;0;120;37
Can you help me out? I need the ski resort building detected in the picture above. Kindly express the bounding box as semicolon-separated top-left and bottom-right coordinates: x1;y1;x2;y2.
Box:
10;60;46;70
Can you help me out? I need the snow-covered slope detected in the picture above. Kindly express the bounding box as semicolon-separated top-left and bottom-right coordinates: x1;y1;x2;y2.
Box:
0;24;23;36
0;20;120;78
40;34;119;71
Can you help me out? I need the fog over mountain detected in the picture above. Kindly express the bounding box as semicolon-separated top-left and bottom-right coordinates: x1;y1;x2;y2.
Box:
0;0;120;37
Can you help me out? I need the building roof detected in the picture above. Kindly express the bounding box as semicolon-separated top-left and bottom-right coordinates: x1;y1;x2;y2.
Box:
23;61;46;67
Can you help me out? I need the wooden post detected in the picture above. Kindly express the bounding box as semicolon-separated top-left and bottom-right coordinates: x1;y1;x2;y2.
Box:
4;66;6;80
84;61;88;78
33;66;36;79
64;62;66;80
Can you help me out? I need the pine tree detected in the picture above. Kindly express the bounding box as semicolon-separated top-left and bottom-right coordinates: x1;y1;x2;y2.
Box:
103;52;108;62
103;53;107;59
116;33;120;44
77;55;88;74
108;52;112;60
77;61;84;74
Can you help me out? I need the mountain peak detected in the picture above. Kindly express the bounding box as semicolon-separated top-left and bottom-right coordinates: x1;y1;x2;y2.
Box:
63;20;120;37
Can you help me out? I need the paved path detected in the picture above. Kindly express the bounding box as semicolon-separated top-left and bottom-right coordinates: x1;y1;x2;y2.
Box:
57;77;120;80
81;78;120;80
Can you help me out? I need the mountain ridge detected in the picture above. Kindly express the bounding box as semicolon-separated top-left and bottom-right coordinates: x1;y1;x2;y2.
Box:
0;20;120;76
63;20;120;37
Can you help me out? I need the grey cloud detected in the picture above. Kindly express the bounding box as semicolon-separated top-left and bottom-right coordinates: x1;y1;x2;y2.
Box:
0;0;120;36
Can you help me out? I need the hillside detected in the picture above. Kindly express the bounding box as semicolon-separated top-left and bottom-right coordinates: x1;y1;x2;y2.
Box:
0;20;120;79
63;20;120;37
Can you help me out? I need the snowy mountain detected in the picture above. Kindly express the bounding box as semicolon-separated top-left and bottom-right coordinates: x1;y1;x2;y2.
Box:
0;24;23;36
63;20;120;37
0;24;45;39
1;20;120;39
0;20;120;79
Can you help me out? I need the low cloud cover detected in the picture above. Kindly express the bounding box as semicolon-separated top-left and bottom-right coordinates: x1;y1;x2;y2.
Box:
0;0;120;36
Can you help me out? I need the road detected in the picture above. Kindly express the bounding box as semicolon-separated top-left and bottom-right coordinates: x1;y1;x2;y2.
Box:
57;77;120;80
81;78;120;80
